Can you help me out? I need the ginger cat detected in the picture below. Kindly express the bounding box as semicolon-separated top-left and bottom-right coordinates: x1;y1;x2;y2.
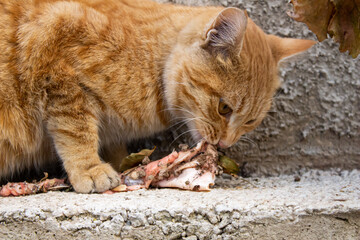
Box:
0;0;315;193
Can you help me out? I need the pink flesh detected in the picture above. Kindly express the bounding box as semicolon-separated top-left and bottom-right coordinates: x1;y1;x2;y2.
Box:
144;151;179;188
0;179;69;197
154;144;218;191
166;142;204;169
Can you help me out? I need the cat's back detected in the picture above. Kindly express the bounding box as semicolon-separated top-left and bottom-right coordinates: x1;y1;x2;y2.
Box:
0;0;166;73
0;0;163;29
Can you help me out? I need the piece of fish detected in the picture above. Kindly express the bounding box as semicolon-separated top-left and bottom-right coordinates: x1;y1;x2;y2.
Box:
0;178;70;197
109;141;219;193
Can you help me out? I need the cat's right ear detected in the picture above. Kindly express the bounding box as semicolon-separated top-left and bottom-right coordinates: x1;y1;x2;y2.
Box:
266;35;316;62
201;8;248;63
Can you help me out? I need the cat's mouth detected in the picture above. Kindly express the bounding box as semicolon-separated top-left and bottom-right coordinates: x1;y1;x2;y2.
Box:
190;128;222;147
186;121;219;146
217;140;231;149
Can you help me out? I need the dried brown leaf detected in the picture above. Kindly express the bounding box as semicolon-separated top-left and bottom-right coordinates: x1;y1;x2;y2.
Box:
289;0;360;58
288;0;334;41
328;0;360;57
118;147;156;172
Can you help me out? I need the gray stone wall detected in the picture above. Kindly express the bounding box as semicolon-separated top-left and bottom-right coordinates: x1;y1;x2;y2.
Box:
132;0;360;177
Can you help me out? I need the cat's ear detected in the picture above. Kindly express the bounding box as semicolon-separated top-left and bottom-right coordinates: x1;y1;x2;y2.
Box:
202;8;248;62
267;35;316;62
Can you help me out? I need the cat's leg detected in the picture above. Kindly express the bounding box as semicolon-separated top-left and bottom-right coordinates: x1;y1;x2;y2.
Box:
101;143;129;172
46;78;120;193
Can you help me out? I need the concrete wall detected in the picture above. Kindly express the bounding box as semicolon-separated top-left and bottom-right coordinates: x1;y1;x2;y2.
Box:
132;0;360;177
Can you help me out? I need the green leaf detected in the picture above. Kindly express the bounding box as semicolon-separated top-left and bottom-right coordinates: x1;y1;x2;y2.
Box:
119;147;156;172
218;155;239;175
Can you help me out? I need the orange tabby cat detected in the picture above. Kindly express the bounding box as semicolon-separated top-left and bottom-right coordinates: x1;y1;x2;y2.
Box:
0;0;315;193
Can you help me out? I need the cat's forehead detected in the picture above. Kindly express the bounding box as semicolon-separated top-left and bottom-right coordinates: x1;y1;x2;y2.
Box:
183;44;278;102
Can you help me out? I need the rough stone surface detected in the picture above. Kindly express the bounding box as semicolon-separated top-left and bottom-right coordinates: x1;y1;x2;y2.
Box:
1;169;359;239
130;0;360;177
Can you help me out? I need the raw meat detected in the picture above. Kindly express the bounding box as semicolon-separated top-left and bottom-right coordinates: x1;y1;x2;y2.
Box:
0;177;69;197
109;141;219;192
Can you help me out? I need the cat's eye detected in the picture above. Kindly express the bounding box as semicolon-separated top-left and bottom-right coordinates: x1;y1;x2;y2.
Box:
245;119;256;125
218;99;232;116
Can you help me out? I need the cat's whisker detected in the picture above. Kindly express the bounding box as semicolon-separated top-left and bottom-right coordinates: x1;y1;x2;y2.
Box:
163;107;213;129
165;118;190;130
240;136;259;149
160;107;190;115
168;114;196;125
170;128;198;146
160;105;197;118
239;138;252;146
264;114;276;121
198;119;215;130
166;116;190;123
189;137;206;149
168;117;209;138
267;110;277;113
173;107;197;118
160;108;194;120
173;117;199;131
166;105;215;129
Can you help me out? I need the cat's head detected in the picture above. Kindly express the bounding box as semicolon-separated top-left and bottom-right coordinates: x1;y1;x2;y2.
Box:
164;7;316;148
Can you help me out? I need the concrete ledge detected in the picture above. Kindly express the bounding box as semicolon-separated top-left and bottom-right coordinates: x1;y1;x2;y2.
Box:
1;170;359;239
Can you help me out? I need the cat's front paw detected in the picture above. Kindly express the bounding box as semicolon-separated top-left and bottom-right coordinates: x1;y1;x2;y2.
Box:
69;163;120;193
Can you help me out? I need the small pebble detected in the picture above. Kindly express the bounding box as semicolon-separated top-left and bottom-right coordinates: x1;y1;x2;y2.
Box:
130;171;140;180
179;144;189;151
142;156;151;165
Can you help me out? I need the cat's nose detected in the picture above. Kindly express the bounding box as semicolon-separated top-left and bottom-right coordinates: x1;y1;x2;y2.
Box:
217;140;229;149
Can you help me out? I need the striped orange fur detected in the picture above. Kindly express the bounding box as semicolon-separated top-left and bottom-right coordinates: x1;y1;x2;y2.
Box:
0;0;315;193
